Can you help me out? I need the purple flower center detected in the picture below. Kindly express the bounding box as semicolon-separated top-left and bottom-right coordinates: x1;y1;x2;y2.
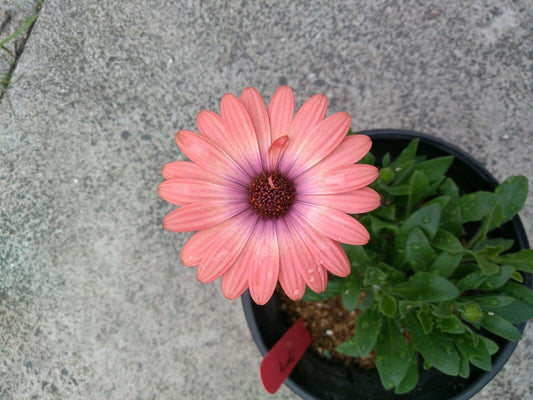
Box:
248;172;296;218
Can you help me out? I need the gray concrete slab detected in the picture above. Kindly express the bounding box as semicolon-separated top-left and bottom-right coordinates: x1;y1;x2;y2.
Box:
1;0;532;399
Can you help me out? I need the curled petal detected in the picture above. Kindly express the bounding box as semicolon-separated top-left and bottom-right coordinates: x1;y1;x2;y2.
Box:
266;135;289;172
163;201;246;232
268;86;294;141
298;187;381;214
293;202;370;245
297;164;379;195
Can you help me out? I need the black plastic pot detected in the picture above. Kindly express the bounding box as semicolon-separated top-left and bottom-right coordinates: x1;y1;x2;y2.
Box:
242;129;531;400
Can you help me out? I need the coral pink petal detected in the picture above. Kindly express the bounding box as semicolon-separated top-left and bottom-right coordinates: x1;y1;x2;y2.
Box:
275;219;306;300
293;202;370;245
247;220;280;305
221;260;250;300
296;135;373;180
161;161;230;187
158;178;246;205
289;218;351;277
163;201;246;232
196;211;258;283
175;130;250;185
181;228;218;267
283;112;352;178
220;93;263;175
297;164;379;194
266;135;289;172
288;94;327;141
240;87;271;168
298;187;381;214
283;217;328;293
268;86;294;141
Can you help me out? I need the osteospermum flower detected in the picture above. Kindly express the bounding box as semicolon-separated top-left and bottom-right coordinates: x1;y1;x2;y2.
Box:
158;86;380;305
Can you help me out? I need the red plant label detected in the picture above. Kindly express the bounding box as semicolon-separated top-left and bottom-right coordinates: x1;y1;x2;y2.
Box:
260;318;312;394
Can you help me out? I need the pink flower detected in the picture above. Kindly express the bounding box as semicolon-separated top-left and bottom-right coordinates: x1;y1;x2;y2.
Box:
158;86;380;305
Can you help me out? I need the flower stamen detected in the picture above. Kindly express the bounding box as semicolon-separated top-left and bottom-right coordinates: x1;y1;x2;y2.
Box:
249;172;295;218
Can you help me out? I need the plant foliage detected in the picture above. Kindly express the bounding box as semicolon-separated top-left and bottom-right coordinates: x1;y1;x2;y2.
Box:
303;139;532;394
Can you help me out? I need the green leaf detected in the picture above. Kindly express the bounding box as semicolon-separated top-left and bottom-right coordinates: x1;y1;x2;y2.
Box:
391;272;459;302
429;252;462;278
341;273;361;312
375;318;410;389
496;249;533;273
379;295;397;317
405;227;436;270
440;205;463;237
337;304;382;357
480;336;499;355
401;203;441;239
481;312;522;341
459;302;483;323
469;294;515;309
456;271;486;291
439;178;460;204
494;175;528;223
364;267;388;286
474;238;515;254
459;191;498;223
469;251;500;276
488;299;533;324
437;315;465;334
405;312;461;376
394;343;419;395
417;308;434;334
501;281;533;308
413;156;454;182
407;171;429;213
432;301;453;318
303;279;343;301
367;216;399;235
455;333;492;371
390;139;418;168
344;244;371;271
478;266;514;290
432;229;464;254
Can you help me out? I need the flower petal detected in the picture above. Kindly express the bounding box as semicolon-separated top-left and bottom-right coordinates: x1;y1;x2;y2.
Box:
266;135;289;172
297;187;381;214
220;93;263;175
247;220;280;305
268;86;294;141
283;217;328;293
275;219;306;300
158;178;247;205
162;201;246;232
282;112;352;178
293;202;370;245
175;130;250;185
294;134;373;181
289;217;351;277
288;93;327;141
296;164;379;194
240;87;271;168
181;229;217;267
196;211;258;283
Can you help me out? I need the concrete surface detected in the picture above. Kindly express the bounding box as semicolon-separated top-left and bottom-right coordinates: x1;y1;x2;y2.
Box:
1;0;532;399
